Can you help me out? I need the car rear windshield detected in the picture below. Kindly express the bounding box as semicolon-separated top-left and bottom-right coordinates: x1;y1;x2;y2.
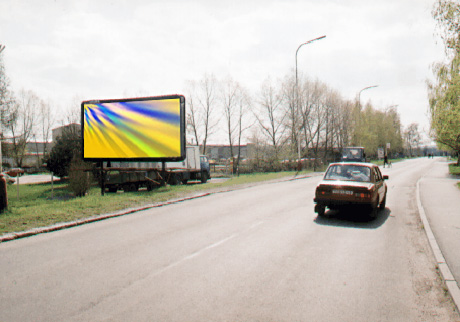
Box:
324;164;371;182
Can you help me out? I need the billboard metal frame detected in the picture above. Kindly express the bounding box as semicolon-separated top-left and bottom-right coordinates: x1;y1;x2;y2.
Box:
81;94;186;162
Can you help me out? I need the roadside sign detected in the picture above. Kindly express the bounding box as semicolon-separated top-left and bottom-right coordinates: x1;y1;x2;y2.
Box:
386;143;391;149
378;148;384;159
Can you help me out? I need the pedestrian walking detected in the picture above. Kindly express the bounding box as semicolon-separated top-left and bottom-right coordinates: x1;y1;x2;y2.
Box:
384;154;389;168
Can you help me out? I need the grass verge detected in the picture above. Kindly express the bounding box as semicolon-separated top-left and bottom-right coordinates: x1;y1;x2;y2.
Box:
0;170;316;235
448;163;460;189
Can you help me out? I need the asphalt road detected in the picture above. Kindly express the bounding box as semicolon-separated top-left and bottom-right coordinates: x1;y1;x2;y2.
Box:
1;158;459;321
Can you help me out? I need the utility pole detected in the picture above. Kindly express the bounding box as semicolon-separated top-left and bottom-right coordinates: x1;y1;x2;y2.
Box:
0;44;5;173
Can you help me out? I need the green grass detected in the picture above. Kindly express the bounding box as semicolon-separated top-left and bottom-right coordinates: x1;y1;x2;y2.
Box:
0;170;314;235
448;163;460;189
448;163;460;176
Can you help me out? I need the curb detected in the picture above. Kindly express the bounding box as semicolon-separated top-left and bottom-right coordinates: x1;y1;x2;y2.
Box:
0;173;320;243
416;177;460;313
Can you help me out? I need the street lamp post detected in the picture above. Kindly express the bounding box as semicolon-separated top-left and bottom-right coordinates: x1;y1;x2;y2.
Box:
355;85;378;146
294;35;326;169
295;35;326;86
357;85;378;110
0;44;5;173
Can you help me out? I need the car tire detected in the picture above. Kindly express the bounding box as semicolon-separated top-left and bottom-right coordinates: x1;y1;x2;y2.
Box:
369;198;379;219
316;205;326;217
201;171;208;184
379;194;386;210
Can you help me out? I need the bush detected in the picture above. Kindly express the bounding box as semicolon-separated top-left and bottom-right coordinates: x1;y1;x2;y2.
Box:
68;155;93;197
45;130;81;178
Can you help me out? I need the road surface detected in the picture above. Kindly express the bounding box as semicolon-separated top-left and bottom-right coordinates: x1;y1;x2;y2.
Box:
1;158;459;321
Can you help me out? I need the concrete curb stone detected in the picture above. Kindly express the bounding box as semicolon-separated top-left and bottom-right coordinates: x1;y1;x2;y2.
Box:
416;177;460;314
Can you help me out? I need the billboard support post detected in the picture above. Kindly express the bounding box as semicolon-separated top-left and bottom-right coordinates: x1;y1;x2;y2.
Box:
161;161;166;186
100;162;105;196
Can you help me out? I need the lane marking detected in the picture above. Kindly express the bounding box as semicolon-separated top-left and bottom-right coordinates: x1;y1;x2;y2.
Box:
153;221;264;277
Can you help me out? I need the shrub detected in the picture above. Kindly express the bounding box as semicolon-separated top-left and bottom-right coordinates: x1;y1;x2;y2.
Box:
68;155;93;197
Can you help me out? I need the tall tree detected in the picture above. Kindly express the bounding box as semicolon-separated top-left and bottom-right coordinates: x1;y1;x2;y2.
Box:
0;45;16;170
6;89;40;167
429;0;460;164
254;77;286;164
39;99;55;155
404;123;421;157
186;74;220;154
221;77;240;167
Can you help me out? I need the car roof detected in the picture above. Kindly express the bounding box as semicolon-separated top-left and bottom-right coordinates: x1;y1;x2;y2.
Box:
327;162;376;168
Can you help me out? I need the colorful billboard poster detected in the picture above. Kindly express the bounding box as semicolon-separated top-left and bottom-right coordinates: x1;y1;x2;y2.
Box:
82;95;185;161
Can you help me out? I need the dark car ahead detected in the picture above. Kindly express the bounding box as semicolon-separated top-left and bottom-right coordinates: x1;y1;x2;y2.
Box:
314;162;388;218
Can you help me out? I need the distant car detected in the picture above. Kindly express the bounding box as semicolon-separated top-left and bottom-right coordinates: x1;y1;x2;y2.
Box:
6;168;24;177
314;162;388;218
1;173;16;184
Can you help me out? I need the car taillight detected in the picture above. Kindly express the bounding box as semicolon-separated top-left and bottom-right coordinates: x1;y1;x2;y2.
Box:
316;188;327;197
355;191;371;199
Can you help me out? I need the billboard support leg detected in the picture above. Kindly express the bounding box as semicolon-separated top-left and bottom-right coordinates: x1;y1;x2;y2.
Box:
161;162;166;186
100;162;105;196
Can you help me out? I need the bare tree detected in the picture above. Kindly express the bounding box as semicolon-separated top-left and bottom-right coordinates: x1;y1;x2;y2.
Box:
6;89;40;167
234;86;254;175
254;77;286;163
0;46;16;170
39;99;55;154
186;94;201;146
281;73;302;159
186;74;220;154
404;123;421;157
221;77;240;169
221;77;254;174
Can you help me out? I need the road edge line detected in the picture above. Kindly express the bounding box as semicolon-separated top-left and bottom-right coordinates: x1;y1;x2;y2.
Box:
416;177;460;313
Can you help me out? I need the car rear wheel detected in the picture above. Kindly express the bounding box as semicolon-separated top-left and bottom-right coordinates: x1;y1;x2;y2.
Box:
201;171;208;184
315;204;326;217
369;198;379;219
379;194;386;210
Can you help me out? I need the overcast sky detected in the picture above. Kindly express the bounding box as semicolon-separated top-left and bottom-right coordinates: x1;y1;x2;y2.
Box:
0;0;445;143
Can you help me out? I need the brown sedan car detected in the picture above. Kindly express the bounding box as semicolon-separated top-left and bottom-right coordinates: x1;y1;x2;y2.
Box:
314;162;388;218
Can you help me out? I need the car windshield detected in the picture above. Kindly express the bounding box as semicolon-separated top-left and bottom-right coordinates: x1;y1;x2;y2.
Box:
324;164;371;182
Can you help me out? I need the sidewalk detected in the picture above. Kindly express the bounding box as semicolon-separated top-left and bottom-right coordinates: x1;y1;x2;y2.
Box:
418;158;460;311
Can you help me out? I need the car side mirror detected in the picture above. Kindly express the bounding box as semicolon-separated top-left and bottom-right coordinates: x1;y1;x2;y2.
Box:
383;175;389;180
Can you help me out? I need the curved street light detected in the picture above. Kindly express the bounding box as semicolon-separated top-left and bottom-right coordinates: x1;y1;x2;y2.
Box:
358;85;378;110
295;35;326;86
294;36;326;168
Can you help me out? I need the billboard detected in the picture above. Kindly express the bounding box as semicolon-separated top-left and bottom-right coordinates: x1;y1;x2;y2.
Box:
82;95;185;161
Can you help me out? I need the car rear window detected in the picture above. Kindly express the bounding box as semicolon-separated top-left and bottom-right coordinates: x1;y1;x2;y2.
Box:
324;165;371;182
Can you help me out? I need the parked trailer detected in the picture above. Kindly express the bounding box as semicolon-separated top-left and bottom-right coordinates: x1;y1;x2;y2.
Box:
103;146;211;192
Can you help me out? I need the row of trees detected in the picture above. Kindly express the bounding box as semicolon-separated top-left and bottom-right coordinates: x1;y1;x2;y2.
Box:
186;72;406;171
429;0;460;165
1;48;415;175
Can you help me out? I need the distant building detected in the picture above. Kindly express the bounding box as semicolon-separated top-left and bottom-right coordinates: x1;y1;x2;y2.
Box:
2;141;53;169
1;123;80;169
204;144;252;161
52;123;80;144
